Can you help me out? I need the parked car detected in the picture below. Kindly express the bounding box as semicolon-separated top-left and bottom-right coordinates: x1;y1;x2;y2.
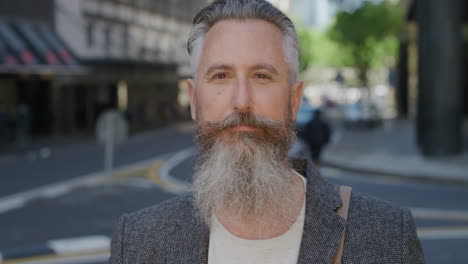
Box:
343;101;381;129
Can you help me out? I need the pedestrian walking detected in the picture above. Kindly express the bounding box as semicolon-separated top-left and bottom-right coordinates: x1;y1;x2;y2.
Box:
303;109;331;166
16;103;31;149
0;101;10;149
108;1;423;263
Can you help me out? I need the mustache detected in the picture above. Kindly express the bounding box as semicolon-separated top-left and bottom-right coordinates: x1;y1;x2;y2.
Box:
203;112;285;131
195;111;295;154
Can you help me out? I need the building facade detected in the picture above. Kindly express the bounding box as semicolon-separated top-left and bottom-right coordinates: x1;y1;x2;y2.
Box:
0;0;207;147
289;0;337;30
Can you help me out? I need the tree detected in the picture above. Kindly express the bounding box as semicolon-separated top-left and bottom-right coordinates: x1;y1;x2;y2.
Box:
328;0;403;87
297;25;314;72
297;24;353;72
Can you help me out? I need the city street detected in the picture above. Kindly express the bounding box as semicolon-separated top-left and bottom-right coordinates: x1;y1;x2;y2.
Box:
0;122;195;198
1;124;467;263
0;0;467;263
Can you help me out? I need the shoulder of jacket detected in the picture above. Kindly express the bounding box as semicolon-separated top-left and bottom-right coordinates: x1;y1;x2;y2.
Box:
349;191;405;224
341;192;422;262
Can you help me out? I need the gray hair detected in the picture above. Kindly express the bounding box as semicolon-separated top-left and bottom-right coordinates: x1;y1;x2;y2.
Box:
187;0;299;83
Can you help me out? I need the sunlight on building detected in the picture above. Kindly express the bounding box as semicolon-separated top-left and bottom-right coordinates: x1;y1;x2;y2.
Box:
266;0;290;12
117;81;128;111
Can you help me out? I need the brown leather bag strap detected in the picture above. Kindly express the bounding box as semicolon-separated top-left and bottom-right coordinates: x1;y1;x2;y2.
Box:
330;185;352;264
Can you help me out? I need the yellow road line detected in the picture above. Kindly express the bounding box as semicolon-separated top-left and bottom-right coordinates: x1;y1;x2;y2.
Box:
145;161;165;185
110;160;164;181
2;250;109;264
107;160;174;191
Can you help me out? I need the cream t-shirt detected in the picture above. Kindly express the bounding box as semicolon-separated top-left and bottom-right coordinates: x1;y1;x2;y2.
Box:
208;172;306;264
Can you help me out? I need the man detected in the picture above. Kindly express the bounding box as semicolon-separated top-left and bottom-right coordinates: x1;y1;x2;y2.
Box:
109;1;424;263
303;109;331;166
16;103;31;149
0;102;10;148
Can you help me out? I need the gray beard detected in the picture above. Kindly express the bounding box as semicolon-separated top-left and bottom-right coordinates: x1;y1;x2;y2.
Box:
192;116;297;227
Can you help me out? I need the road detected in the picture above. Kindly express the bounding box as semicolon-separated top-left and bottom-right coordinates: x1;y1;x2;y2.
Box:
0;123;194;197
0;124;467;263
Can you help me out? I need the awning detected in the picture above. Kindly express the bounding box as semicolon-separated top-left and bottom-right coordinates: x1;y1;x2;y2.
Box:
0;20;86;75
36;24;78;66
0;21;38;65
15;21;60;65
0;36;18;65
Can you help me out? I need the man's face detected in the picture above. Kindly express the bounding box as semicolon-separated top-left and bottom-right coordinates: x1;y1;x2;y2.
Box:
189;19;304;224
188;19;303;134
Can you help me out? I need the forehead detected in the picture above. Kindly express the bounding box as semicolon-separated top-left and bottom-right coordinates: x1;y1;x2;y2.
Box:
199;19;288;73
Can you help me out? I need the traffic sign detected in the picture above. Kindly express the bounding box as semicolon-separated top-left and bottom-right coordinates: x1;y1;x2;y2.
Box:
96;110;129;175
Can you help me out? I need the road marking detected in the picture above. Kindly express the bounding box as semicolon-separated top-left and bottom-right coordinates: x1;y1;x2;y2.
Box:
321;167;345;178
0;170;107;215
48;236;110;256
0;197;26;214
418;226;468;240
1;251;109;264
157;147;194;194
0;145;196;214
0;236;110;264
0;152;176;214
411;207;468;222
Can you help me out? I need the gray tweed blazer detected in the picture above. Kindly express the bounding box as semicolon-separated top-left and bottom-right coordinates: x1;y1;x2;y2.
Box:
108;159;424;263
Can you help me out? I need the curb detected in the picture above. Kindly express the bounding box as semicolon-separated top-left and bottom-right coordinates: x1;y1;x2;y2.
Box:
0;235;110;263
322;155;468;186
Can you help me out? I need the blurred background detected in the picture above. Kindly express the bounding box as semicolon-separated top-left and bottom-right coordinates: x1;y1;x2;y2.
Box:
0;0;467;263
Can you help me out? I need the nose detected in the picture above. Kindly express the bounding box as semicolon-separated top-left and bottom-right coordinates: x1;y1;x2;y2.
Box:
232;77;252;113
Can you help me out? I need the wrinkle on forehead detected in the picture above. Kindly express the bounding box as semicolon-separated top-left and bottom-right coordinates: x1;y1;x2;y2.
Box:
198;19;288;74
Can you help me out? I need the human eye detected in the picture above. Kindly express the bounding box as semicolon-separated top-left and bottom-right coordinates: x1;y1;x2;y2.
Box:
212;72;228;80
254;72;272;80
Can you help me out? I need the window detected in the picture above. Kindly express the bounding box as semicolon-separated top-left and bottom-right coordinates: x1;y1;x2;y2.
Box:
104;25;112;52
122;26;129;56
86;22;95;47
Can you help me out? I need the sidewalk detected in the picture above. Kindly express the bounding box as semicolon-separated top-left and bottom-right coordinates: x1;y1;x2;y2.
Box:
0;121;194;165
322;119;468;185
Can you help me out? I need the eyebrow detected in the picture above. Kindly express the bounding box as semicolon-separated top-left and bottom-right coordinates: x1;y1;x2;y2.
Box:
205;64;233;77
250;63;279;76
204;63;280;77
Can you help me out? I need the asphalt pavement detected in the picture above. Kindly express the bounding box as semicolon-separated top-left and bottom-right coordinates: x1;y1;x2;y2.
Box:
0;122;194;197
1;122;468;263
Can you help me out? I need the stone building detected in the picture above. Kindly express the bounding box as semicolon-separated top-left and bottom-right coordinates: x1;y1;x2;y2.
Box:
0;0;207;144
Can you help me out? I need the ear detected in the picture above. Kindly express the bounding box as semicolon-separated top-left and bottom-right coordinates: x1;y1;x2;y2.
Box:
290;80;304;121
187;78;197;120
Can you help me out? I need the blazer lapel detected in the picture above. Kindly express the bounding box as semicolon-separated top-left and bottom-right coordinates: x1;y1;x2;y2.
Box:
293;159;346;264
165;198;210;264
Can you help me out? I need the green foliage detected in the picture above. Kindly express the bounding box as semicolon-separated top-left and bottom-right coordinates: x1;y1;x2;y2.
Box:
297;24;353;72
327;0;404;86
297;25;314;72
